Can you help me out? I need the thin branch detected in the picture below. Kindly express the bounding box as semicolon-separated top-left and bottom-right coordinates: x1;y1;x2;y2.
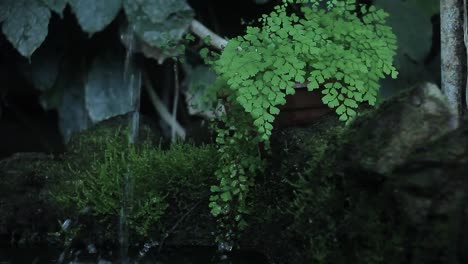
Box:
190;19;228;50
171;61;180;143
143;71;186;139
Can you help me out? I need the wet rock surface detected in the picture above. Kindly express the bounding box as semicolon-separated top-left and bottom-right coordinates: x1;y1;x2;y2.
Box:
0;152;58;247
252;83;468;263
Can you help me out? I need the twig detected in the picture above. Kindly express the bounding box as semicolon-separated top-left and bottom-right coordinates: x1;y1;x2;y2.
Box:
171;61;180;143
190;19;228;50
143;71;186;139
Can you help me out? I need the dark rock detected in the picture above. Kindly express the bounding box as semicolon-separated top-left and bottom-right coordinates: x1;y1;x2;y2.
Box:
0;152;58;247
388;118;468;264
344;82;454;175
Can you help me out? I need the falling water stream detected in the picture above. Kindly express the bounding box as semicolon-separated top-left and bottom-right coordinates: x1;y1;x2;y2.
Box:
120;24;141;264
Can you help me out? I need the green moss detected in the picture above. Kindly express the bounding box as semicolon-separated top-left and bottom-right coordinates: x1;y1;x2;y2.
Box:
291;174;407;263
245;114;408;263
0;153;61;244
47;118;218;239
287;120;408;263
238;116;345;261
342;82;454;175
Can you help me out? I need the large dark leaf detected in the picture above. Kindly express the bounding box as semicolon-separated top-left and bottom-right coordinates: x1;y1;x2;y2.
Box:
40;0;68;16
123;0;193;49
376;0;435;98
0;1;10;22
183;64;218;118
376;0;432;62
51;57;90;142
85;50;138;123
0;0;51;57
19;33;65;91
69;0;122;34
409;0;439;16
58;74;90;143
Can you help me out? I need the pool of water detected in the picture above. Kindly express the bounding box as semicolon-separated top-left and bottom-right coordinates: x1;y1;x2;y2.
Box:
0;245;269;264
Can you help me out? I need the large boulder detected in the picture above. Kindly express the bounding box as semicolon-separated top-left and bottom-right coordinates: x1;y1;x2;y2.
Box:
247;82;468;263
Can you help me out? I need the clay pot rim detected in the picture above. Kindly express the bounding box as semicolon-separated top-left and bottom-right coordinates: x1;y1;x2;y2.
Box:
217;82;314;99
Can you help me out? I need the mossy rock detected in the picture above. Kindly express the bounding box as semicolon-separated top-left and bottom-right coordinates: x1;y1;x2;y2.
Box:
47;114;220;246
0;152;59;247
243;84;468;264
240;114;345;263
343;82;454;175
387;117;468;264
65;114;163;165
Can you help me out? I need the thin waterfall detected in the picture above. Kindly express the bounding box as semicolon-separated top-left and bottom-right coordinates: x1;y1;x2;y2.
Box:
171;60;179;143
119;23;141;264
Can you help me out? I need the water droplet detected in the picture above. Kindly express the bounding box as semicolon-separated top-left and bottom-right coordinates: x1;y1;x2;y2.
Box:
87;244;97;254
58;252;65;263
97;259;112;264
61;219;71;230
217;241;233;252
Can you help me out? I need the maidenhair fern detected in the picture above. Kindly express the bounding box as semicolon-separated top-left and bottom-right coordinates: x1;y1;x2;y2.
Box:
207;0;398;244
213;0;398;141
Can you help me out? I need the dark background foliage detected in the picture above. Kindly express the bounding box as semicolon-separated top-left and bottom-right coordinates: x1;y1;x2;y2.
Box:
0;0;440;159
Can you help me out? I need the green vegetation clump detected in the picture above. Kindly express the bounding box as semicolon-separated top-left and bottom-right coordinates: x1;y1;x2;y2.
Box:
240;117;407;263
211;0;398;141
287;123;407;264
49;120;218;238
204;0;398;242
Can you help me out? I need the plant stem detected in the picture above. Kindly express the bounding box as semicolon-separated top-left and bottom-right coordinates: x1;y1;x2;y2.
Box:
190;19;228;50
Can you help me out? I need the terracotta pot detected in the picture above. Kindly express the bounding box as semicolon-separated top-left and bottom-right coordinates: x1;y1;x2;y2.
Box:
274;87;332;128
218;84;332;129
